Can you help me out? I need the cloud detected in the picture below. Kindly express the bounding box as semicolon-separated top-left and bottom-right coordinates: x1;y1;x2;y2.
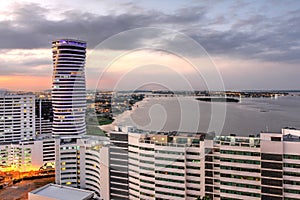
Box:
1;1;300;92
0;2;299;64
0;49;51;76
0;2;207;50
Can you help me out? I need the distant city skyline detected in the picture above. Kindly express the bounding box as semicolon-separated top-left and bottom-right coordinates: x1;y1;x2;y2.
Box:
0;0;300;91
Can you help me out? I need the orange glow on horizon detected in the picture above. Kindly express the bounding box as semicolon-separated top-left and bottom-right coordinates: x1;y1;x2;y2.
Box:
0;75;51;91
0;165;40;173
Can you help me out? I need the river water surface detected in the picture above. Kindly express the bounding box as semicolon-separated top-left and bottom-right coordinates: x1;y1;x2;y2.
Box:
108;94;300;136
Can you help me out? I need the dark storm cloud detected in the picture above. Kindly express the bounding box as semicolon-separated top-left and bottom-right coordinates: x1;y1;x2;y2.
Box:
0;3;206;50
192;10;300;63
0;2;300;63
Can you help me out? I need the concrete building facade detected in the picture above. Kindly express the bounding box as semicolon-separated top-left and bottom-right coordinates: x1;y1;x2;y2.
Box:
55;135;109;198
204;128;300;200
108;126;131;199
127;130;204;200
0;139;55;172
108;126;300;200
0;94;35;144
51;39;87;136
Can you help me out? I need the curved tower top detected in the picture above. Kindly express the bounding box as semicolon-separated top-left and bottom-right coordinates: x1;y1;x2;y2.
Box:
51;39;87;136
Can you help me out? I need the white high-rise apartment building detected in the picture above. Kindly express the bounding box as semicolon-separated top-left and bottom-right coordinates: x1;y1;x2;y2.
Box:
51;39;109;198
0;93;35;144
204;134;261;199
109;126;300;200
128;130;204;200
107;126;205;200
204;128;300;200
0;93;56;172
52;39;87;136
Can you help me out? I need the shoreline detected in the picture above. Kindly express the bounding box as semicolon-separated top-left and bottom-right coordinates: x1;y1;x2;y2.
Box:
99;98;150;132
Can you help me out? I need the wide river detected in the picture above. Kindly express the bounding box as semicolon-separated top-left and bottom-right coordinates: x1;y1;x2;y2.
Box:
106;94;300;136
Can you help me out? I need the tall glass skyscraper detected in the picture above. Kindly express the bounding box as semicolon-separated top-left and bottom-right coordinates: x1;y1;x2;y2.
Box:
51;39;87;136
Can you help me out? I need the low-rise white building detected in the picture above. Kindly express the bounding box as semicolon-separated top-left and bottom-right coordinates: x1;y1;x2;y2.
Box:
0;138;55;172
28;183;95;200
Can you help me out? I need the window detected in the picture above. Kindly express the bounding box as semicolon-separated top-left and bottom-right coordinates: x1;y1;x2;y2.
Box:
187;180;200;184
262;187;282;195
284;171;300;177
262;170;282;178
221;181;260;189
220;150;260;157
220;165;260;173
284;163;300;168
284;188;300;194
261;195;282;200
205;171;213;177
156;177;184;184
156;157;184;162
262;162;282;170
262;178;282;187
205;163;213;169
271;137;281;141
186;165;200;170
261;153;282;161
205;178;213;185
186;159;200;163
284;154;300;160
220;189;260;197
284;180;300;186
156;184;184;191
220;157;260;165
155;150;184;155
155;170;184;176
205;156;213;162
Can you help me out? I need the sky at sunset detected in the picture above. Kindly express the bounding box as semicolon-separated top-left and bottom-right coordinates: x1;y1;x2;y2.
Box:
0;0;300;91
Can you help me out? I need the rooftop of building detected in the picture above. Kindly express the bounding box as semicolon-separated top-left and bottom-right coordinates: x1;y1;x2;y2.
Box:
116;125;209;137
116;125;300;144
52;39;87;47
0;92;35;98
145;131;207;139
133;130;214;147
283;133;300;142
29;183;95;200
